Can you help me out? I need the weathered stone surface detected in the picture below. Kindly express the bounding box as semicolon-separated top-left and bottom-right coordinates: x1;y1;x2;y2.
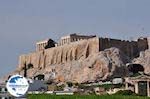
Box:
18;37;99;70
17;47;129;83
1;36;150;83
133;50;150;74
13;37;132;83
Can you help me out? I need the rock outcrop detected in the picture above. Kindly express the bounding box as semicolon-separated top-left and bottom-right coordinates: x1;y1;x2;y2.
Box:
18;37;99;70
52;47;129;83
133;50;150;74
17;47;129;83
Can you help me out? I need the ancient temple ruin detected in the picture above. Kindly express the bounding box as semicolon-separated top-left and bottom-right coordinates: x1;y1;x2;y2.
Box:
36;39;56;51
57;33;96;46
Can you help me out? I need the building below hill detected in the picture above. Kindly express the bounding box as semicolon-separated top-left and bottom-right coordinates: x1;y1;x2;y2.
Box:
125;74;150;96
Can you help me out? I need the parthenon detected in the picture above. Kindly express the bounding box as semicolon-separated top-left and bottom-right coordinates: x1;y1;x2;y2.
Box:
57;33;96;46
36;39;55;51
36;34;96;51
36;39;49;51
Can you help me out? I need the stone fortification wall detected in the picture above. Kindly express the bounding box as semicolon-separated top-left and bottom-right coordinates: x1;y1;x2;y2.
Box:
18;37;99;70
137;38;149;52
99;38;148;58
147;37;150;50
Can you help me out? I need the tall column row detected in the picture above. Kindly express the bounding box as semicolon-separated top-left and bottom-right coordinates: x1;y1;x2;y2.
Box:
60;38;71;45
36;42;47;51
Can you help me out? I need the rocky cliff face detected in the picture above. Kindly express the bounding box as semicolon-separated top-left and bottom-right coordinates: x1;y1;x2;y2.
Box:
133;50;150;74
15;37;130;83
51;47;129;83
17;47;129;83
18;37;99;70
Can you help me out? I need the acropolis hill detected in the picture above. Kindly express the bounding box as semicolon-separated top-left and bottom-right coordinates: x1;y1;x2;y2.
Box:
14;34;150;83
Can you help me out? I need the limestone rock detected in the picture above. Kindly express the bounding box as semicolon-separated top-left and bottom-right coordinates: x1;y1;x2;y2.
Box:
6;37;131;83
22;47;129;83
18;37;99;70
133;50;150;74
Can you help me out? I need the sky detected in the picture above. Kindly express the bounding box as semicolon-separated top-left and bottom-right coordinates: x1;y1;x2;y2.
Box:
0;0;150;77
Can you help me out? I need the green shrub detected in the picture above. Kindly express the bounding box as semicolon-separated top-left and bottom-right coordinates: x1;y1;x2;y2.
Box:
114;90;136;96
55;84;65;91
28;94;150;99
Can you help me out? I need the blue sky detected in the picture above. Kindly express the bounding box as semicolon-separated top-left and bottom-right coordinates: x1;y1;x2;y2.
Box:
0;0;150;77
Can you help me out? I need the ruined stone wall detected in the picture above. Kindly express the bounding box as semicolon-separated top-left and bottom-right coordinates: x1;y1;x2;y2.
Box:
137;38;149;52
99;38;140;58
18;37;99;69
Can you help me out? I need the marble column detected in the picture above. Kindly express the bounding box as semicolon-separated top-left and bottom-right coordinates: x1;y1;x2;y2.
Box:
135;82;139;94
62;40;63;45
147;81;150;97
42;43;44;49
40;44;42;50
60;40;62;45
67;38;69;43
36;45;37;51
63;39;65;44
68;38;70;43
62;39;64;45
41;44;43;49
64;39;66;44
125;83;129;90
66;38;68;43
39;44;41;50
38;44;39;51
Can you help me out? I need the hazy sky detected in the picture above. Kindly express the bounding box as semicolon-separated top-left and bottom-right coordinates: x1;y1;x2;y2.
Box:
0;0;150;77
